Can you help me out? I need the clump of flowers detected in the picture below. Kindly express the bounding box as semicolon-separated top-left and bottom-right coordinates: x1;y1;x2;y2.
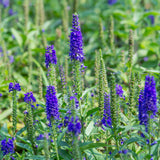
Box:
102;93;112;128
69;13;84;62
67;116;81;136
108;0;117;5
148;15;154;25
9;82;21;92
1;138;14;156
0;0;10;8
45;86;60;124
116;84;125;99
45;45;57;68
70;96;79;108
59;65;66;88
138;75;157;131
24;92;37;108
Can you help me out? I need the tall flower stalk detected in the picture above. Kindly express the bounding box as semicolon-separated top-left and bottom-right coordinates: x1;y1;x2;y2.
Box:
45;86;60;160
45;45;57;91
99;50;104;119
138;75;157;156
24;91;37;154
128;30;134;116
109;16;115;55
69;13;84;113
9;82;21;137
24;0;29;32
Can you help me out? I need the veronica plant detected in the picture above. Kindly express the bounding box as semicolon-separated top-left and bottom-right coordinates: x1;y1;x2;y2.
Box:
9;82;21;137
24;92;37;154
45;85;60;160
138;75;157;156
108;0;117;5
1;138;14;159
69;13;85;125
45;45;57;91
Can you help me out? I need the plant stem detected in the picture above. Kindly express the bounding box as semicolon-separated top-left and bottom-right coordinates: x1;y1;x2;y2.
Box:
51;120;59;160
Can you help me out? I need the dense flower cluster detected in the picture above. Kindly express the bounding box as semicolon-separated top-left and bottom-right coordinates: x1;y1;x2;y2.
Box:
45;45;57;68
24;92;36;103
64;110;71;127
9;8;16;16
0;0;10;8
24;92;37;108
138;75;157;130
69;14;84;62
46;86;60;123
70;96;79;108
101;93;112;128
148;15;154;25
1;138;14;156
115;84;124;99
108;0;117;5
9;82;21;92
68;116;81;136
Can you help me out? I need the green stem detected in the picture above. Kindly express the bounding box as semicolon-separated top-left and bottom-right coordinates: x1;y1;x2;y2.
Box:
51;120;59;160
106;130;108;160
73;134;81;160
157;116;160;159
12;90;17;137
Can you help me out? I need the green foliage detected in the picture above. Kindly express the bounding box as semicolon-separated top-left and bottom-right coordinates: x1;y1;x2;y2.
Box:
0;0;160;159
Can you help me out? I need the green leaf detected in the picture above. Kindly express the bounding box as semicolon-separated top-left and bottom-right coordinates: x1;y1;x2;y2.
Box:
82;86;96;98
11;28;23;46
16;142;32;152
80;143;108;151
16;127;27;136
57;128;68;144
85;107;99;118
24;156;45;159
58;149;72;160
85;121;94;136
0;108;12;121
32;58;49;86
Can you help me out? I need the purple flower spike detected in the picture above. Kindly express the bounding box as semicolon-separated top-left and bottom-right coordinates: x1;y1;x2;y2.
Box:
108;0;117;5
1;138;14;156
45;45;57;68
46;86;60;124
138;75;157;132
2;0;10;8
102;93;112;128
116;84;124;99
148;15;154;25
69;14;84;62
68;116;81;136
24;92;36;104
9;82;21;92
